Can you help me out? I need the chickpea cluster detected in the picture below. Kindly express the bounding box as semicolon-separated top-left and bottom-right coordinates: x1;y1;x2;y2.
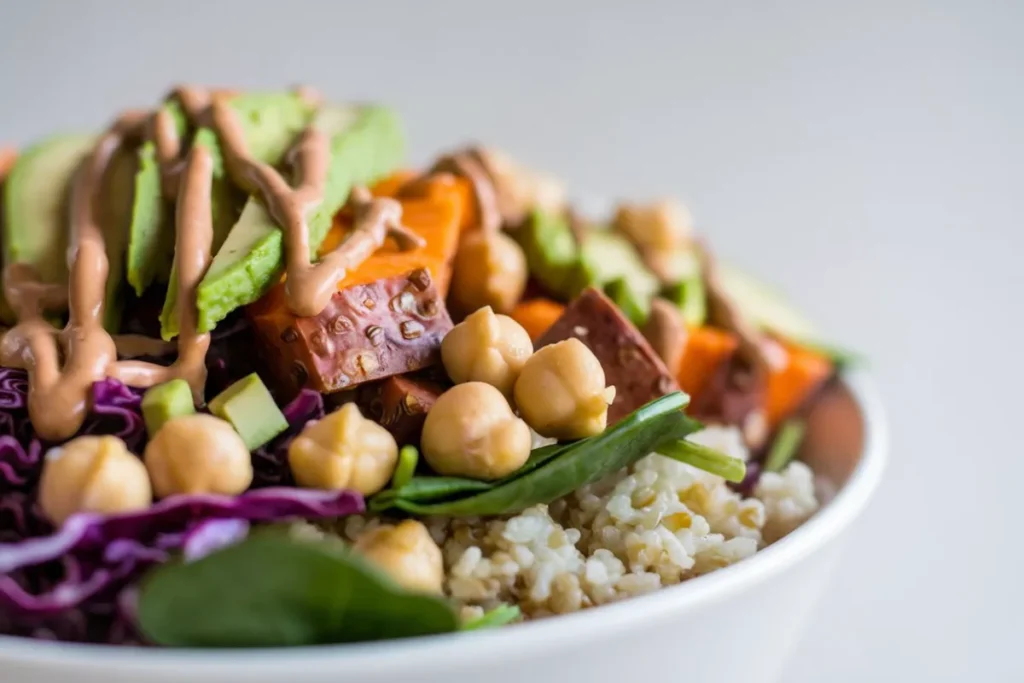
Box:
428;313;614;480
38;413;255;526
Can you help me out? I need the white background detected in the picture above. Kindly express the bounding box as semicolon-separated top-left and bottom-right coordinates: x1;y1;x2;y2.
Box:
1;1;1021;680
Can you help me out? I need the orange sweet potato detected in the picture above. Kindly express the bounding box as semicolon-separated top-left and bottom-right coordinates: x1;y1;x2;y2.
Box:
511;298;565;342
677;326;739;400
316;174;468;297
765;340;833;427
369;169;419;198
246;175;468;395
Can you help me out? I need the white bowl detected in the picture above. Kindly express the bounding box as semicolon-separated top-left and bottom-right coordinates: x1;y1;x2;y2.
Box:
0;371;886;683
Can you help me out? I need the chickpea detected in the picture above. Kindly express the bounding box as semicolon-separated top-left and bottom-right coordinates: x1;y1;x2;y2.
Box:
144;414;253;498
288;403;398;495
513;338;615;440
441;306;533;397
480;148;567;221
421;382;532;480
354;520;444;594
614;199;693;252
449;230;527;315
38;436;152;526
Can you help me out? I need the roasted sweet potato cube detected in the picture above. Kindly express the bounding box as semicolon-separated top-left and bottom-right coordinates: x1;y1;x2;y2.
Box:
249;267;453;395
357;372;449;445
536;287;680;424
247;174;469;395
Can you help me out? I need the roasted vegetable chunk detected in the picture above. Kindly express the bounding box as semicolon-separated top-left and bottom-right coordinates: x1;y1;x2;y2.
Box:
536;287;679;424
357;371;448;445
249;268;453;395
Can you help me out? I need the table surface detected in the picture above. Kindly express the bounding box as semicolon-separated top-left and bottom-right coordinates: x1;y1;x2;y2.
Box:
1;2;1020;680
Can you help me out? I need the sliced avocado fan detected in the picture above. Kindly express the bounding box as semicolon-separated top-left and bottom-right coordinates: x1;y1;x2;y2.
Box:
194;104;404;334
126;99;187;297
2;134;96;324
158;92;316;340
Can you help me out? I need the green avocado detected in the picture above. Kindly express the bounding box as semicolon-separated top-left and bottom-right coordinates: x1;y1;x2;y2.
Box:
574;229;660;302
99;141;140;331
604;276;649;327
2;134;95;307
518;209;580;297
662;275;707;328
208;372;287;450
126;100;187;297
159;93;316;340
142;378;196;437
194;105;404;333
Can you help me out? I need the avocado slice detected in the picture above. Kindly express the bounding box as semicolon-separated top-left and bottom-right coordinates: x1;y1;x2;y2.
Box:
99;141;140;331
715;262;819;341
159;93;316;340
142;378;196;437
663;276;707;328
126;100;187;296
194;105;404;333
208;372;288;450
604;276;649;327
574;229;660;302
518;209;581;296
3;134;95;301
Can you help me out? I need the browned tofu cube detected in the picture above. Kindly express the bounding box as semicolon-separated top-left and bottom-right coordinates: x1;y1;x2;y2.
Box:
536;287;680;424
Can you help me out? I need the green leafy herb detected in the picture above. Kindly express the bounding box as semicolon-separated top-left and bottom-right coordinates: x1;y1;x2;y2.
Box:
461;604;521;631
763;419;807;473
138;532;458;647
657;439;747;483
370;443;570;511
387;392;699;517
392;445;420;490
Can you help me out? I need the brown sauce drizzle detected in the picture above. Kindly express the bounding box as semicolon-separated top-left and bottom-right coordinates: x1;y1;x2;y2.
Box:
399;148;503;234
151;85;216;199
111;334;177;359
0;101;219;440
110;145;214;400
210;97;424;318
0;85;431;441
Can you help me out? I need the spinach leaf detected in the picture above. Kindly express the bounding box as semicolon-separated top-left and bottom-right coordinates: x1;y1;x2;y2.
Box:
373;476;495;510
370;443;571;512
393;392;698;517
138;532;458;647
461;604;521;631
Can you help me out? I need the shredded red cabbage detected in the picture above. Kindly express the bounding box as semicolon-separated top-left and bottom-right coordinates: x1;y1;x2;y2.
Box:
0;367;355;644
0;488;363;642
252;389;324;488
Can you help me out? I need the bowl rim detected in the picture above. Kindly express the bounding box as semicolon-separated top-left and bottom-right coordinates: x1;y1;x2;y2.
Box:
0;370;887;675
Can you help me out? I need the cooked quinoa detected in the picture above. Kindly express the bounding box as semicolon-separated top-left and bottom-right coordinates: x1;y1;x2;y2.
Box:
302;425;820;622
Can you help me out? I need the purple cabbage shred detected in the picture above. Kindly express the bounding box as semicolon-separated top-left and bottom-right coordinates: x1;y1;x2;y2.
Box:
0;366;356;644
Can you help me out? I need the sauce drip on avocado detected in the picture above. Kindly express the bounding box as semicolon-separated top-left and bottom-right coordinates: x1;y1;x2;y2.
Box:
0;108;218;440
